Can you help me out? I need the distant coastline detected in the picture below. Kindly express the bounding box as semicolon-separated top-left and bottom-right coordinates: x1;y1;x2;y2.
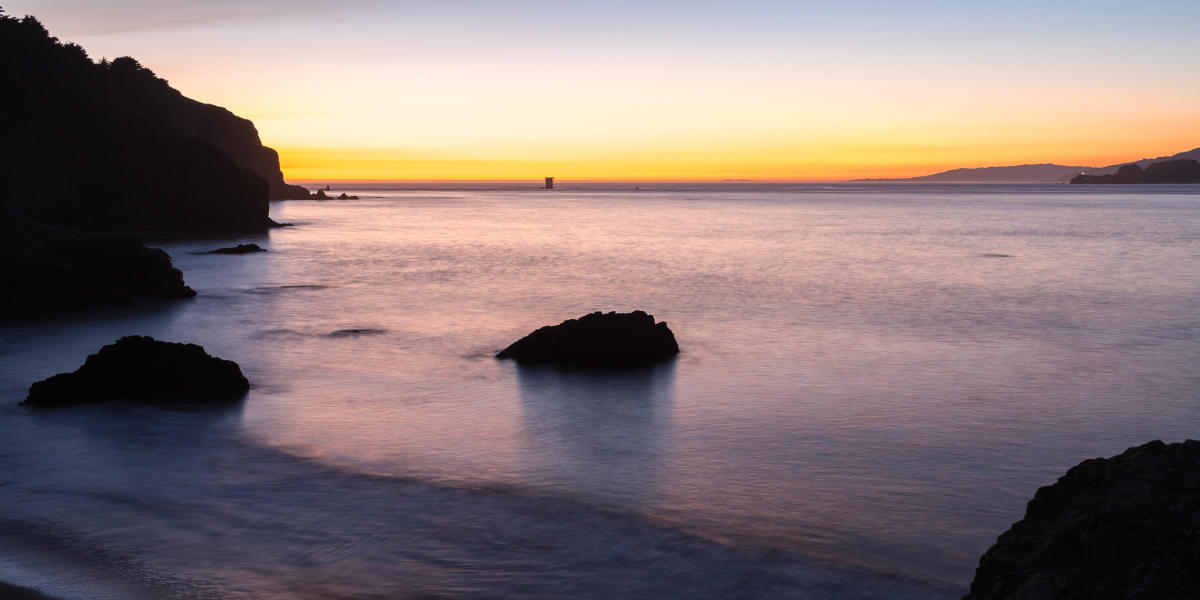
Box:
853;146;1200;183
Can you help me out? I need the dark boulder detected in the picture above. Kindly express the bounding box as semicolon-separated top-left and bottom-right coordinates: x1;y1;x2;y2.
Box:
0;215;195;320
23;336;250;407
336;192;360;200
206;243;266;254
313;190;330;200
965;439;1200;599
497;310;680;367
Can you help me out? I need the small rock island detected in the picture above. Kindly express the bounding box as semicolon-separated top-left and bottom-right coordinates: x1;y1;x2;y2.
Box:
23;336;250;407
206;243;267;254
965;439;1200;599
497;310;680;367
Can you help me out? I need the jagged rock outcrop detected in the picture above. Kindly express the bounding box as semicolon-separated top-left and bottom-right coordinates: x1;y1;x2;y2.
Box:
965;440;1200;599
1071;159;1200;184
497;311;680;367
206;243;266;255
0;13;308;236
23;336;250;407
0;215;195;320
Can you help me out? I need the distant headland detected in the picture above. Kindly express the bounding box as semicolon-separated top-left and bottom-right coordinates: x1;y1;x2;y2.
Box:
854;147;1200;183
1070;159;1200;184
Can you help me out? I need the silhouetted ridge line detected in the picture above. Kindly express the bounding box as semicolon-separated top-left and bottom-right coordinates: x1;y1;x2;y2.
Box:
0;12;310;236
853;147;1200;183
1070;159;1200;184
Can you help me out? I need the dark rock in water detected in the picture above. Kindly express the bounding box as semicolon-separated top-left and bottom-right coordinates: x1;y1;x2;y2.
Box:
497;310;680;367
325;328;387;337
313;190;330;200
1071;159;1200;184
0;215;195;320
965;439;1200;600
23;336;249;407
336;192;360;200
206;243;266;254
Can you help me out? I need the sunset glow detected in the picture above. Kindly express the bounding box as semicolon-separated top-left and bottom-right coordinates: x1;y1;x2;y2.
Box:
10;0;1200;180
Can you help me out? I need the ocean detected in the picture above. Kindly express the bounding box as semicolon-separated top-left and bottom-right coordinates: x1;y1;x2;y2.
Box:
1;183;1198;599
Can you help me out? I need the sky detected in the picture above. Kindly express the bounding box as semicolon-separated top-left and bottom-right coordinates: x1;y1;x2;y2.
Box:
7;0;1200;181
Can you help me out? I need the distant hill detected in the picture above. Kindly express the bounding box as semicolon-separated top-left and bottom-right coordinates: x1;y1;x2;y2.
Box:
855;147;1200;183
1071;159;1200;184
0;13;310;234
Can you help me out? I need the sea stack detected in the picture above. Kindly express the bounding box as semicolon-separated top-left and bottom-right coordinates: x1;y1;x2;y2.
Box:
23;336;250;407
497;310;679;367
965;439;1200;599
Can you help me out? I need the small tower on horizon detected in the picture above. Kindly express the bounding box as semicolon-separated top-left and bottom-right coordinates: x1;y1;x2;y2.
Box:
544;177;554;189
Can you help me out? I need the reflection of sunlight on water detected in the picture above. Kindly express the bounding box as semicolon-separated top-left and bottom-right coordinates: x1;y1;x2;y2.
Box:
1;185;1198;597
516;362;676;505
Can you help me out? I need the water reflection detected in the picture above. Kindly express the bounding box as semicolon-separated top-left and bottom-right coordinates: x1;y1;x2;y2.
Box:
516;362;677;506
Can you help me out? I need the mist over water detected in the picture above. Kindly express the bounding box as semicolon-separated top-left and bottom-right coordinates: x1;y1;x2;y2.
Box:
2;183;1198;599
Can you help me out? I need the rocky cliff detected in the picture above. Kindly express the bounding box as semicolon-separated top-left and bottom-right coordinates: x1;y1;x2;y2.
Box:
0;14;309;236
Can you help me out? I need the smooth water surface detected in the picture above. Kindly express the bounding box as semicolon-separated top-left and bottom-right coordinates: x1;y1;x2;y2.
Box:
2;183;1198;599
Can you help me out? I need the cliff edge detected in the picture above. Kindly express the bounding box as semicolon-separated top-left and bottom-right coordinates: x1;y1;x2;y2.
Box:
0;14;309;235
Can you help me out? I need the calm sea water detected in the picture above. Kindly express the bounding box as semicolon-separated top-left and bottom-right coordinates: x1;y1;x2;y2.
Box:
1;183;1198;599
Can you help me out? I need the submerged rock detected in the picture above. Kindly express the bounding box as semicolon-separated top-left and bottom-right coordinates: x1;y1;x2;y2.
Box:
206;243;266;254
497;310;679;367
23;336;250;407
965;439;1200;599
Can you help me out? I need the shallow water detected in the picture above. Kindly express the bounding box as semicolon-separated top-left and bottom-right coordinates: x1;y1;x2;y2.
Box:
2;183;1198;598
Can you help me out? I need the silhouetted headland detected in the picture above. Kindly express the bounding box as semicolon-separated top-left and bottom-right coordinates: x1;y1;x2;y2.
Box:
0;215;195;320
965;439;1200;599
1070;159;1200;184
23;336;249;407
205;243;267;255
0;13;311;238
856;147;1200;183
497;310;680;367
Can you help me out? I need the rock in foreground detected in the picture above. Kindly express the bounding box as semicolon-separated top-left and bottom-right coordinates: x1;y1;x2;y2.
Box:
965;439;1200;600
23;336;250;407
497;311;679;367
0;216;195;320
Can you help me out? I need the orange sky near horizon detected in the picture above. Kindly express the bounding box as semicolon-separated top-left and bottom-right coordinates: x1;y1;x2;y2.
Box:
9;1;1200;181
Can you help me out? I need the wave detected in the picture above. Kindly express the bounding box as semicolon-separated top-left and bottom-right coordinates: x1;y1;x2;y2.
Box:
0;405;959;599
